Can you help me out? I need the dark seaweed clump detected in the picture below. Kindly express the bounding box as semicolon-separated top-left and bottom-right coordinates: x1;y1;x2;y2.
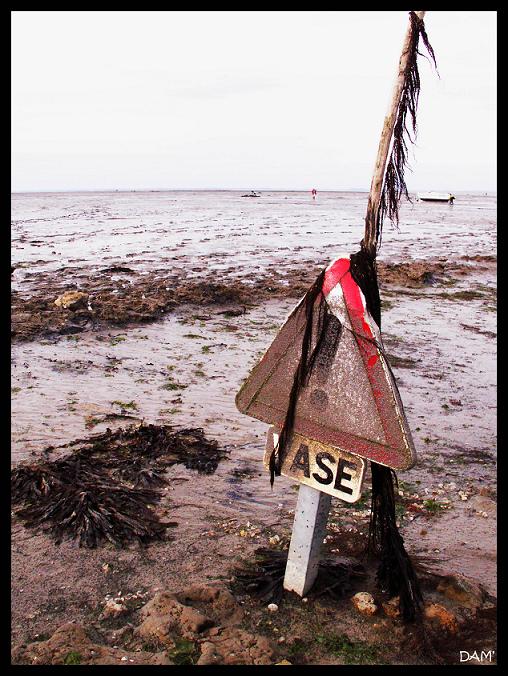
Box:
11;424;228;548
232;548;366;605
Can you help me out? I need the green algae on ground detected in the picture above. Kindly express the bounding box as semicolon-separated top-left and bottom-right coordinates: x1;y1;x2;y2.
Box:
423;499;447;514
63;651;83;665
168;638;200;665
315;633;381;664
111;400;139;411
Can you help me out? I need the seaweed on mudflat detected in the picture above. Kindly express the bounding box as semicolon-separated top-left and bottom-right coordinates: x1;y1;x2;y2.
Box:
15;484;171;548
11;424;227;548
72;424;226;474
11;464;59;502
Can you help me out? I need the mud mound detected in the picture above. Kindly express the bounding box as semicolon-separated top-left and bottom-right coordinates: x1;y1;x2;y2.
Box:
11;565;496;665
400;567;497;664
11;424;228;548
11;623;173;666
377;257;495;288
378;261;447;287
12;583;275;666
11;270;298;342
231;551;496;665
10;256;326;342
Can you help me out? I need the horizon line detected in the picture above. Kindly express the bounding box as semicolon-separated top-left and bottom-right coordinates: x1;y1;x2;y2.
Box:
11;188;497;195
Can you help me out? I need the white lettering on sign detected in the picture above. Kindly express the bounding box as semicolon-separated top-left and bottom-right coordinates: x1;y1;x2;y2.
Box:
264;427;366;503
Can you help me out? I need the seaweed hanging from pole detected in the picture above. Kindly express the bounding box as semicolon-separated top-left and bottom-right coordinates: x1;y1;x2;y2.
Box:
349;245;423;623
369;463;424;622
375;11;437;249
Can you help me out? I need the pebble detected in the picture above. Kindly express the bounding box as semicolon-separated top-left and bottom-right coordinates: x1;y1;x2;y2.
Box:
424;603;458;634
351;592;378;616
54;290;89;310
102;599;127;619
267;603;278;613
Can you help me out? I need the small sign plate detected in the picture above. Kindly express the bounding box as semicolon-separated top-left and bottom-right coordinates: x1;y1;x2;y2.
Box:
264;426;366;503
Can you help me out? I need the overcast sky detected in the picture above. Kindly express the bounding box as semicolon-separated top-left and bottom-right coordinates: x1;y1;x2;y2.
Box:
11;10;496;193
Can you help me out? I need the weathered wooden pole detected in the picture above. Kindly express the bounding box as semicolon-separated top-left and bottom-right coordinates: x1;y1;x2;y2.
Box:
364;10;425;255
282;10;426;599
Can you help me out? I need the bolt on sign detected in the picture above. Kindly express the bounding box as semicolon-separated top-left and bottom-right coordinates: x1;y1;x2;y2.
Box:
236;255;416;501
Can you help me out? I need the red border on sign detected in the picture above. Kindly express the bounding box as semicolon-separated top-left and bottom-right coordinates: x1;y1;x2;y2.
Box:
323;258;404;467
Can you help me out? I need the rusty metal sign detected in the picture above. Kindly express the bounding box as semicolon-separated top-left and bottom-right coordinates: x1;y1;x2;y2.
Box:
264;426;366;503
236;255;416;470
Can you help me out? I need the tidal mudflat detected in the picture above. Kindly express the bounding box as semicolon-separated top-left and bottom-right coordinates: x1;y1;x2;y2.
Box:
11;190;496;665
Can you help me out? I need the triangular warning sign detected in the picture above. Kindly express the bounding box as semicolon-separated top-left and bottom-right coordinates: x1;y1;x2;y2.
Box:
236;256;416;470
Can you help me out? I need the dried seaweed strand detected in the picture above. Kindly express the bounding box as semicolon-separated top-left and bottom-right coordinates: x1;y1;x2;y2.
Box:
349;248;423;623
375;11;437;249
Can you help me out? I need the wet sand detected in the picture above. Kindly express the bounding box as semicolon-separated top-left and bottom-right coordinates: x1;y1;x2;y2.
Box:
11;191;497;664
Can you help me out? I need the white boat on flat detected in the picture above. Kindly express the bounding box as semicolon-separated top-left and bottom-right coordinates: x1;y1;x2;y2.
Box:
416;191;455;203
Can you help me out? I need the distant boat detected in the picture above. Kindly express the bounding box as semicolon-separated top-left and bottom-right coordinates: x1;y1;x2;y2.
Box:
416;191;455;203
241;191;261;198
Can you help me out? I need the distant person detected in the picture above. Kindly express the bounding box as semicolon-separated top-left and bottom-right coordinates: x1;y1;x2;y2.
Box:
449;194;455;204
311;188;317;200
